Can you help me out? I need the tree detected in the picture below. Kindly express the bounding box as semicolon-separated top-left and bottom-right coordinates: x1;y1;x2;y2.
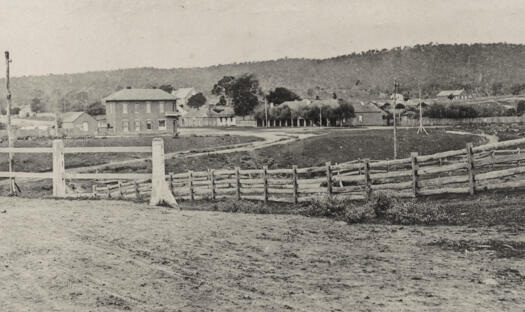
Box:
187;92;207;109
218;96;227;106
30;98;44;113
211;76;236;97
335;99;355;123
266;87;301;105
86;101;105;116
230;74;261;116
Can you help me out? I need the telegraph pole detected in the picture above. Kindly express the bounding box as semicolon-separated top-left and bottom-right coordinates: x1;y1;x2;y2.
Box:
264;97;268;127
319;106;322;127
393;80;398;159
5;51;15;195
417;83;428;135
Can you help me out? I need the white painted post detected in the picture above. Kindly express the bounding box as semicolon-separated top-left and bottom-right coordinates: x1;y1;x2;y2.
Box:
52;139;66;197
150;138;179;209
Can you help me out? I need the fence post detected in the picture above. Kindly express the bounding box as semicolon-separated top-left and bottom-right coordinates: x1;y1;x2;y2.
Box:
52;139;66;198
263;166;268;203
466;143;475;195
491;150;495;168
188;171;195;201
169;173;174;194
292;165;298;204
209;169;216;200
134;181;141;200
326;161;332;198
150;138;179;208
411;152;419;198
92;185;97;199
106;184;111;199
363;159;371;200
517;148;521;167
118;181;123;198
235;167;241;200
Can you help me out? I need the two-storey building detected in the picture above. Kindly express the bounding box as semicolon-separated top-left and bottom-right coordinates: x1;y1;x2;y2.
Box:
103;88;180;135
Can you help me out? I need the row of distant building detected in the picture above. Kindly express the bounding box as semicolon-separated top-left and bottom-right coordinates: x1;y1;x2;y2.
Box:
16;87;472;136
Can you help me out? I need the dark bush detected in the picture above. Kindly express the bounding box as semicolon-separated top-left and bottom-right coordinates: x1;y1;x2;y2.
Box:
368;192;393;218
211;199;272;214
301;195;349;218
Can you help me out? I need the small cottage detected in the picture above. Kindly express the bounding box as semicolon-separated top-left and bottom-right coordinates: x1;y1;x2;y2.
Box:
61;112;98;136
180;104;236;127
349;102;387;126
436;89;468;101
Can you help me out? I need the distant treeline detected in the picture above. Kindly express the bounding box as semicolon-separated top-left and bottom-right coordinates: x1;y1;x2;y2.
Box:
3;43;525;114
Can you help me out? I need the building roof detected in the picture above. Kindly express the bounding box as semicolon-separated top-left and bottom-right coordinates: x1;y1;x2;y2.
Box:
104;88;177;102
61;112;87;123
352;102;386;114
94;115;106;121
183;104;235;118
172;88;196;99
436;89;466;97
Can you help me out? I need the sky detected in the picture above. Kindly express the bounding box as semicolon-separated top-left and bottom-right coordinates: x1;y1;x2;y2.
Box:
0;0;525;77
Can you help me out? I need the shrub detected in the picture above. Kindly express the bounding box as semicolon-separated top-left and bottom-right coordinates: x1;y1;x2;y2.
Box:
211;199;272;214
368;192;393;218
385;199;453;225
300;195;349;218
343;204;375;224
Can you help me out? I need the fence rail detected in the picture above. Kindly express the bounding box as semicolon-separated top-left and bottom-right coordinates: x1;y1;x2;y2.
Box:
162;137;525;203
3;137;525;205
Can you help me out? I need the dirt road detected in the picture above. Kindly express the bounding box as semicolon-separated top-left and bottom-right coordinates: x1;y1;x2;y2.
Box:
1;197;524;311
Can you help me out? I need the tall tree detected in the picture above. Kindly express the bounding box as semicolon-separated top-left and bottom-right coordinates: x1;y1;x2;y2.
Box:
230;74;261;116
211;76;236;97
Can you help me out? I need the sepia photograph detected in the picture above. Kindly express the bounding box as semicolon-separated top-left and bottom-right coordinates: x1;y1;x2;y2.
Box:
1;0;525;311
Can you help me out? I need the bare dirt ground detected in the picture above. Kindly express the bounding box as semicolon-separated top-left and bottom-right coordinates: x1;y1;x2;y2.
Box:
1;197;524;311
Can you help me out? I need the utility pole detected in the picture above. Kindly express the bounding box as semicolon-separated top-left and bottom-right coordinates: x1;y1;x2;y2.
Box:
319;106;322;127
393;80;398;159
5;51;15;195
417;83;428;135
264;97;268;127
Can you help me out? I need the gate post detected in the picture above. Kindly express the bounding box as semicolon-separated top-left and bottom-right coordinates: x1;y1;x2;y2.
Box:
52;139;66;197
150;138;179;209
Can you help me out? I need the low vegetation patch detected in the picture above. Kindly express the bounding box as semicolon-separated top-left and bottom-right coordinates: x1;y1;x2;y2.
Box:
428;239;525;259
297;191;525;228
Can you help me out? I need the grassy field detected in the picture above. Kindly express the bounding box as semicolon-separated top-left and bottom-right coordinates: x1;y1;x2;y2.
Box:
1;197;524;311
0;135;261;172
157;128;484;173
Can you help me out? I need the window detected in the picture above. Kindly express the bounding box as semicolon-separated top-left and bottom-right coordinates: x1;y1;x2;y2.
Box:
135;103;140;113
82;121;89;131
122;119;129;132
123;103;128;114
107;103;113;114
159;102;164;113
134;120;140;131
146;119;152;130
146;102;151;113
358;115;363;123
158;119;166;130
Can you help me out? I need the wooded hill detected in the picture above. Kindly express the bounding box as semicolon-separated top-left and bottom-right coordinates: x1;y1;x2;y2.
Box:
2;43;525;112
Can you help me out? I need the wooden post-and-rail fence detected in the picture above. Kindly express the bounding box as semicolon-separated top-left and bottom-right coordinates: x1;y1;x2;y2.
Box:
0;138;179;208
3;137;525;205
